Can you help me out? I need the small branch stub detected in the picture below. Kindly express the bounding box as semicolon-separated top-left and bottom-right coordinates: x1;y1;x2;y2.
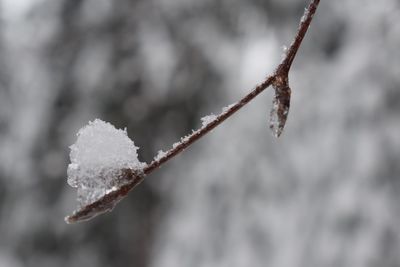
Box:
270;76;291;137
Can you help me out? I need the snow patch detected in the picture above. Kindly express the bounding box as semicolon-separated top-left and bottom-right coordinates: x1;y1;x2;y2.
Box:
67;119;145;208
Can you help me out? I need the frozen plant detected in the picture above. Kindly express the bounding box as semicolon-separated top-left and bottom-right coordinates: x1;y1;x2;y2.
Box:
65;0;321;223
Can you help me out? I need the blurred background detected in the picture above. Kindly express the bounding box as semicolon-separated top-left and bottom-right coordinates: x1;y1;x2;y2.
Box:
0;0;399;266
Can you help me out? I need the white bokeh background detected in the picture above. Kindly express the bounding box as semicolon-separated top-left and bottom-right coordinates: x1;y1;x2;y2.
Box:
0;0;399;266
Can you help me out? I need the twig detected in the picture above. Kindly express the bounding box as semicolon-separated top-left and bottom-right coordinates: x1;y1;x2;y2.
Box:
65;0;320;223
145;0;320;171
277;0;320;75
143;76;275;175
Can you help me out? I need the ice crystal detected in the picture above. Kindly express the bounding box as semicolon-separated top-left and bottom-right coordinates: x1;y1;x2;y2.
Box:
301;8;309;23
222;103;236;113
281;45;289;61
200;114;217;127
154;150;167;161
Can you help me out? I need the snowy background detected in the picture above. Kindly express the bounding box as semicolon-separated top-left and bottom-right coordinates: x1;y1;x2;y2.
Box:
0;0;400;266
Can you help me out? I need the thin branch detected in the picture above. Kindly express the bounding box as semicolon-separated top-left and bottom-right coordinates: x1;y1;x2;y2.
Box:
145;0;320;174
277;0;320;75
143;76;275;175
65;0;320;224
